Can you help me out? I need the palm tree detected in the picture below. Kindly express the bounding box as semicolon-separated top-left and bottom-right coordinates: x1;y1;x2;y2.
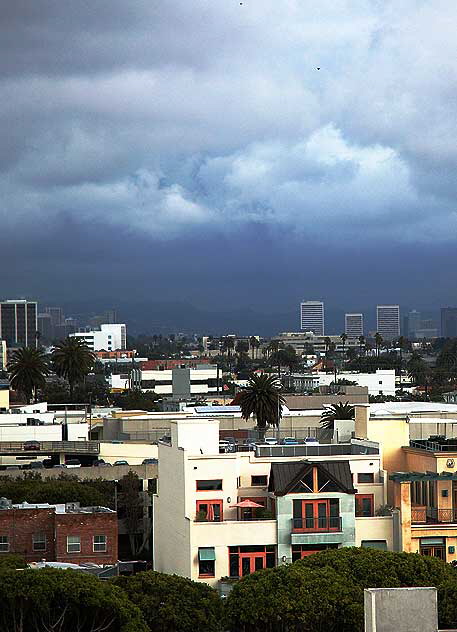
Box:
340;333;347;358
239;373;285;442
52;338;95;400
397;336;406;389
249;336;260;360
358;335;365;356
8;347;49;403
374;332;383;357
320;401;355;431
324;337;332;370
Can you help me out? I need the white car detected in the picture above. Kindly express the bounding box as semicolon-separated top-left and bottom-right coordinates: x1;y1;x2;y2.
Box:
264;438;278;445
304;437;319;445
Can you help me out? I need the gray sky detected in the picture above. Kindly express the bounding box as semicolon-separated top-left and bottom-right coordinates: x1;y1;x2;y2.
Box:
1;1;456;320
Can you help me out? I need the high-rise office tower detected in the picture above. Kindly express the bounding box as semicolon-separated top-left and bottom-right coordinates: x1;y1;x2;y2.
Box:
403;310;421;338
345;313;363;338
0;299;38;348
300;301;324;335
45;306;64;327
376;305;400;341
441;308;457;338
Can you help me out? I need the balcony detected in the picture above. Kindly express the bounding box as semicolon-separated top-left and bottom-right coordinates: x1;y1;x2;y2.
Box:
291;516;342;533
412;507;457;524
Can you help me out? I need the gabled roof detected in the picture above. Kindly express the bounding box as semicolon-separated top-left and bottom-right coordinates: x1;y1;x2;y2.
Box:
269;460;356;496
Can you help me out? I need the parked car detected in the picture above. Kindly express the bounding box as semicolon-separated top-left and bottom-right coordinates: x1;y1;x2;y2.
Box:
65;459;81;468
219;440;235;453
281;437;298;445
5;465;20;470
30;461;44;469
23;440;40;451
113;460;129;466
98;462;112;467
52;464;67;469
92;459;106;467
264;437;278;445
142;458;158;465
304;437;319;445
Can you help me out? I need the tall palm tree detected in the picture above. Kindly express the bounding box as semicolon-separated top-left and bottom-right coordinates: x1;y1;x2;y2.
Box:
358;335;365;356
340;333;347;358
52;338;95;400
374;332;383;357
238;373;285;442
320;401;355;431
249;336;260;360
397;336;406;389
8;347;49;403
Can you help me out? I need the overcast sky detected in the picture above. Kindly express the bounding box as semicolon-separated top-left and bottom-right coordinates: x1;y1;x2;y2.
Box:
1;1;456;320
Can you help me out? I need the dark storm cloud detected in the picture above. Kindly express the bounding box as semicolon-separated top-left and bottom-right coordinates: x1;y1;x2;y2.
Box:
1;0;457;311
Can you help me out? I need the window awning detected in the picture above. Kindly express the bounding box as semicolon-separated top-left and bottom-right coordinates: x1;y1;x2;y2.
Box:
198;547;215;561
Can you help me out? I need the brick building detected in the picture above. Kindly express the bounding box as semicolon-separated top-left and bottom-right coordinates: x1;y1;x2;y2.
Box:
0;501;118;565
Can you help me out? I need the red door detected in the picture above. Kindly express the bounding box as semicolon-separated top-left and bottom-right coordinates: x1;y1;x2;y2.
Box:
239;553;265;576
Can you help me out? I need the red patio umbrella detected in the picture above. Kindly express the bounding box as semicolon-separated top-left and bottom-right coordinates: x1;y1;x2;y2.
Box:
230;499;264;508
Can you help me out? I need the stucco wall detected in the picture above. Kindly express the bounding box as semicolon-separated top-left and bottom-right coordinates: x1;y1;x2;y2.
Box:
355;516;393;549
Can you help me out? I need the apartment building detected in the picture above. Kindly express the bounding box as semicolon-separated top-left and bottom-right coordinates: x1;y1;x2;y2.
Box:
273;332;359;355
0;500;117;564
153;417;392;587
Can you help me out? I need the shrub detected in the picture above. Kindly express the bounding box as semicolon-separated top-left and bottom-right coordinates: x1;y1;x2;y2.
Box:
112;570;223;632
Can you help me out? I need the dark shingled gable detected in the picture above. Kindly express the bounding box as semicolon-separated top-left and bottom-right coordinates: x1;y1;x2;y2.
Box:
269;460;356;495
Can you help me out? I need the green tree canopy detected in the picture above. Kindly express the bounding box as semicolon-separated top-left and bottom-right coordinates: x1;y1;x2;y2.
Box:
112;388;160;411
0;473;114;508
112;570;223;632
225;548;457;632
0;567;147;632
224;564;363;632
7;347;50;403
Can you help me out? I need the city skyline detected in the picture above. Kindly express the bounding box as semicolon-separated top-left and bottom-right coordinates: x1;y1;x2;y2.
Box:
1;2;457;311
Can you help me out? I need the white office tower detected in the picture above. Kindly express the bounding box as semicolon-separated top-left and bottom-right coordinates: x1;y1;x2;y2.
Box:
345;313;363;338
300;301;324;335
376;305;400;340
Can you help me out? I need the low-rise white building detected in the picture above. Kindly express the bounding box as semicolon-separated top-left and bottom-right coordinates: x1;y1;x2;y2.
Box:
70;324;126;351
318;370;396;396
111;366;219;397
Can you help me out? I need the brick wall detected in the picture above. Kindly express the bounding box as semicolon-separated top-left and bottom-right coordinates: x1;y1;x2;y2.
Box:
0;509;56;562
55;512;118;564
0;509;118;565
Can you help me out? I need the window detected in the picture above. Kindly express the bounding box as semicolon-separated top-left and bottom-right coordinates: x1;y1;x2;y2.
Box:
0;535;9;552
196;500;223;522
198;547;215;577
361;540;387;550
196;479;222;491
358;473;374;483
292;544;338;561
67;535;81;553
355;494;374;517
93;535;107;552
251;475;268;487
33;533;46;552
229;545;276;578
292;499;340;531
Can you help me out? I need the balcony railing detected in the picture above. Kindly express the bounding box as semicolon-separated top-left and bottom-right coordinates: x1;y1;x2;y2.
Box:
291;516;342;532
412;507;457;524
